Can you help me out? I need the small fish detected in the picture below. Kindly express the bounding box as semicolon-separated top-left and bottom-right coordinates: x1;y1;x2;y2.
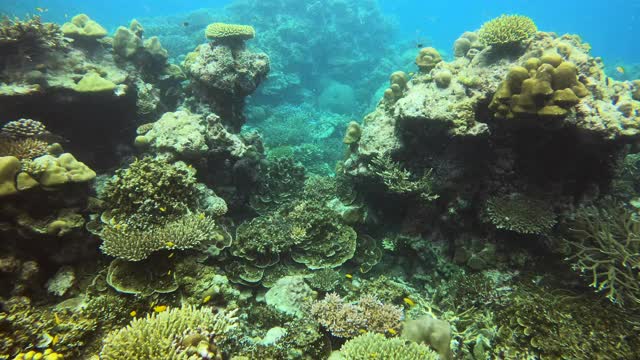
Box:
167;270;172;276
416;43;424;48
168;252;174;258
53;313;62;325
165;241;175;248
35;7;48;13
202;295;211;304
387;328;397;335
130;310;137;317
159;207;167;212
409;72;415;77
153;305;168;313
358;329;367;334
183;22;190;27
403;297;416;307
345;273;353;279
616;66;625;74
198;213;206;220
51;335;59;345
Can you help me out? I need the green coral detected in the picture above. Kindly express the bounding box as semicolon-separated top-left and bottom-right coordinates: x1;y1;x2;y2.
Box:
250;155;306;213
100;305;238;360
338;333;439;360
565;204;640;306
478;14;537;47
485;193;556;234
99;213;224;261
106;257;178;295
101;157;199;227
205;22;255;42
0;15;67;51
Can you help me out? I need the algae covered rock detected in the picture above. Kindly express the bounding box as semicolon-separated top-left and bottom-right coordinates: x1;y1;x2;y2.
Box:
0;156;21;196
74;72;117;93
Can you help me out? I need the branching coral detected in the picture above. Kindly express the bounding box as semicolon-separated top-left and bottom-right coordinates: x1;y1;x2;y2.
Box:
310;293;404;338
478;15;537;47
0;138;48;160
339;333;439;360
370;154;438;201
101;157;198;227
100;305;238;360
0;15;67;51
565;204;640;306
100;213;225;261
485;193;556;234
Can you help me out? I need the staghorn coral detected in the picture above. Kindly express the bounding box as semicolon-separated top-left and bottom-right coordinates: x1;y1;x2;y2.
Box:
100;305;238;360
565;204;640;306
339;333;439;360
99;213;224;261
0;137;48;160
478;15;537;48
310;293;403;338
485;193;556;234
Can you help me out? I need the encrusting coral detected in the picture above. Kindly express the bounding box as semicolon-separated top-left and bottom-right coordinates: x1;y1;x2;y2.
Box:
100;305;238;360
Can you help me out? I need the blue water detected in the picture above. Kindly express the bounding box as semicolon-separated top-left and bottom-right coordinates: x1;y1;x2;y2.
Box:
2;0;639;63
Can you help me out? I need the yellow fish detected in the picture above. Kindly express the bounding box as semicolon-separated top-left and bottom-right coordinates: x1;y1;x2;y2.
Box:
198;213;206;220
51;335;59;345
358;329;367;334
159;207;167;212
168;252;174;258
153;305;168;313
403;297;416;307
345;273;353;279
53;312;62;325
130;310;137;317
165;241;175;248
616;66;625;74
167;270;172;276
387;328;397;335
202;295;211;304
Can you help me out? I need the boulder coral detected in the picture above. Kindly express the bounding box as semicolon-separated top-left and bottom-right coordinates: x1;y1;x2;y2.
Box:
60;14;107;40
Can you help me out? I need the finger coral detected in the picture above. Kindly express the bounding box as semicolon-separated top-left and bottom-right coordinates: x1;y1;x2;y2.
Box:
100;305;238;360
478;14;537;47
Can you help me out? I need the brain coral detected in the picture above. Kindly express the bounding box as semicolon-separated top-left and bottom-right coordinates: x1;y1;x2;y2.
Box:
205;22;255;42
100;305;237;360
478;14;537;47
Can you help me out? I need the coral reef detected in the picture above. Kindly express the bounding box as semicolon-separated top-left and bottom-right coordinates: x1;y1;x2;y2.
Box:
337;333;439;360
100;305;238;359
478;14;537;48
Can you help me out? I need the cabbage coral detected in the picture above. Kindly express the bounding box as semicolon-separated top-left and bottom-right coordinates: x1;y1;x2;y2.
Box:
478;15;537;47
100;305;238;360
339;333;439;360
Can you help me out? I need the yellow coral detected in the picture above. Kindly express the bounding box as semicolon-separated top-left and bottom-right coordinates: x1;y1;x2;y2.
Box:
478;14;537;47
205;23;255;42
61;14;107;39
